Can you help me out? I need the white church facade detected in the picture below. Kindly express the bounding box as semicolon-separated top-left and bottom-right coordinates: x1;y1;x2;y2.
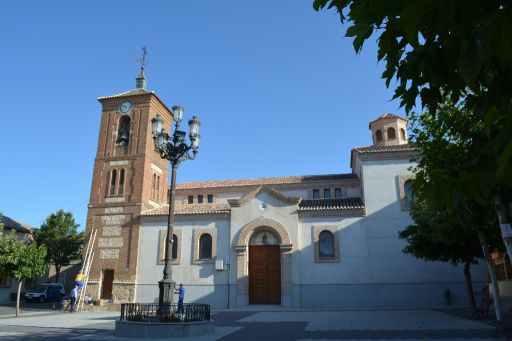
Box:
84;71;486;309
136;114;486;309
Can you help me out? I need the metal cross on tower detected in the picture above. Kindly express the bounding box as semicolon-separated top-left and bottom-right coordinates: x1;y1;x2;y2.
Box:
137;46;148;69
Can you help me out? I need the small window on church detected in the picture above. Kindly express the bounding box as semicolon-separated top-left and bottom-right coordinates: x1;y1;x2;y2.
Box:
198;195;203;204
151;174;156;200
387;127;396;140
159;230;181;265
118;169;125;195
313;189;320;199
117;116;131;146
199;234;212;259
207;194;213;203
188;195;193;204
334;188;342;198
376;130;383;142
404;179;414;208
400;128;406;141
319;231;335;258
193;228;217;264
109;169;117;195
324;189;331;199
313;225;339;263
172;234;178;260
157;175;160;200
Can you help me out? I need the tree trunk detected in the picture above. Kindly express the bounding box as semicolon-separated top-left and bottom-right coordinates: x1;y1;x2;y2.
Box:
16;280;22;317
495;195;512;262
477;230;503;321
463;262;477;311
55;265;60;283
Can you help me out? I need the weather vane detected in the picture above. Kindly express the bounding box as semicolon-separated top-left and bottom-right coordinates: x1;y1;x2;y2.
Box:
136;46;148;69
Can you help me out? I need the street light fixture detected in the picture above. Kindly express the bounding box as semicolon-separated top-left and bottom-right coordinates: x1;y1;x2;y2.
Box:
151;106;201;314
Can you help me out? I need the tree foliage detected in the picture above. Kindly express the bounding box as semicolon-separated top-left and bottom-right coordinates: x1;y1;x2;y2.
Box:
399;100;503;314
0;213;48;316
35;210;82;283
313;0;512;183
399;199;500;266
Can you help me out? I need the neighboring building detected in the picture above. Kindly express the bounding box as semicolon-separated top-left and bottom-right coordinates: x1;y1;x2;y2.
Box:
84;69;486;308
0;215;35;302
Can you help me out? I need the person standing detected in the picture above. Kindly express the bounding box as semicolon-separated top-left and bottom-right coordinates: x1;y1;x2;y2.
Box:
70;285;78;312
175;284;185;315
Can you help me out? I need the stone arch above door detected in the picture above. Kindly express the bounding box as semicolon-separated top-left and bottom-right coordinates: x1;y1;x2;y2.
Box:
236;217;292;247
234;217;293;307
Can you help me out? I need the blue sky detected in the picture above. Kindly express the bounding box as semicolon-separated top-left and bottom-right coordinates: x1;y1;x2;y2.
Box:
0;1;405;231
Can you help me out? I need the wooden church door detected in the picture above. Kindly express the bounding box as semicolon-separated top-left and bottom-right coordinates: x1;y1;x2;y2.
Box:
249;245;281;304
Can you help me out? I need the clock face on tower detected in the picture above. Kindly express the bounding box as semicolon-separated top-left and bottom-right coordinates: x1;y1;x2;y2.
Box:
120;101;132;113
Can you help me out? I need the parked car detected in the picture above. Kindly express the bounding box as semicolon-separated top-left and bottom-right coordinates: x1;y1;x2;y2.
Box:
24;283;65;303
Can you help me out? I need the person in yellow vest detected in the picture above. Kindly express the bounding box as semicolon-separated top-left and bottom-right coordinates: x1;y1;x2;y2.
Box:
75;271;85;290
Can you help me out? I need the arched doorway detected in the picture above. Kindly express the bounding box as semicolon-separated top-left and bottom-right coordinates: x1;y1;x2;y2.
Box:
249;230;281;304
235;217;293;307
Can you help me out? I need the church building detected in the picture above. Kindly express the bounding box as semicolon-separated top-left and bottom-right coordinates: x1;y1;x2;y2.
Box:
84;69;485;309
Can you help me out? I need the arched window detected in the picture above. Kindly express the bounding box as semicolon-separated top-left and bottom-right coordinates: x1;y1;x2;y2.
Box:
151;174;156;200
171;234;178;260
387;127;396;140
376;130;383;142
249;230;279;246
109;169;117;195
118;169;125;195
319;231;335;258
199;234;212;259
157;175;160;200
117;116;131;146
404;180;413;201
400;128;406;141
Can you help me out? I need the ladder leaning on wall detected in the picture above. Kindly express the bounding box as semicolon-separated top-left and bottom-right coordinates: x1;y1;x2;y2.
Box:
76;229;96;312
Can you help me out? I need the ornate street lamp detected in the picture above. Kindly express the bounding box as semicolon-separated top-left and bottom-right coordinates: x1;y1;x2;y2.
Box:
151;105;201;314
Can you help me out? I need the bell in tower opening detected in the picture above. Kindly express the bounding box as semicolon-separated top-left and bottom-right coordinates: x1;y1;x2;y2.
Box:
117;116;131;146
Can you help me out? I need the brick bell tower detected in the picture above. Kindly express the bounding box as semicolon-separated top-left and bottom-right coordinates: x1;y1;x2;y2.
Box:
84;66;173;302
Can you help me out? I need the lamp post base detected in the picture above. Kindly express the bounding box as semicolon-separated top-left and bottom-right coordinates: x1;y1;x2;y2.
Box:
158;278;176;316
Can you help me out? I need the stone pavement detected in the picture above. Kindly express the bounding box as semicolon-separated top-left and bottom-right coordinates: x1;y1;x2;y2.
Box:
0;307;506;340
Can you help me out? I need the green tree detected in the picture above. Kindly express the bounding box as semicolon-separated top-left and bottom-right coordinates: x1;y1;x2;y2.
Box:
35;210;82;283
313;0;512;267
0;214;48;317
399;196;501;311
401;100;505;319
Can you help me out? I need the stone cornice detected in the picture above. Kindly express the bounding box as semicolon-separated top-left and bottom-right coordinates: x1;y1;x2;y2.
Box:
228;186;300;208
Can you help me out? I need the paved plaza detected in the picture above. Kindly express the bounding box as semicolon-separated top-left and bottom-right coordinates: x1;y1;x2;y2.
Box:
0;306;507;340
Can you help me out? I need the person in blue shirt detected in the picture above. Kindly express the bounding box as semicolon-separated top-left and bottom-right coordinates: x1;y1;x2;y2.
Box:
70;285;78;312
175;284;185;314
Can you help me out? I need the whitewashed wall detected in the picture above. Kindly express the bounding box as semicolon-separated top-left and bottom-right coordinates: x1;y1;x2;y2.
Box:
359;158;487;308
137;216;231;308
136;156;488;309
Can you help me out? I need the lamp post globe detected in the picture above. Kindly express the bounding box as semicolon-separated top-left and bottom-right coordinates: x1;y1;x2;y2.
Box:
172;105;184;123
151;114;164;135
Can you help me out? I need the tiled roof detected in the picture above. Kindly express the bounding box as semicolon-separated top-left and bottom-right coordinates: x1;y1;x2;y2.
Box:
298;198;365;211
176;174;358;190
141;203;231;216
369;113;407;126
98;88;151;100
1;215;34;233
352;143;417;154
